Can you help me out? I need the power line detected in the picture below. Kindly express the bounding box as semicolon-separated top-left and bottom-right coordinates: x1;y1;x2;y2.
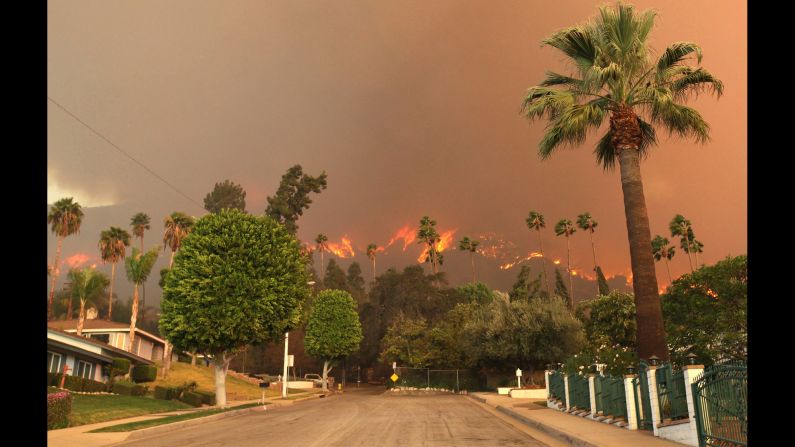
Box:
47;96;205;212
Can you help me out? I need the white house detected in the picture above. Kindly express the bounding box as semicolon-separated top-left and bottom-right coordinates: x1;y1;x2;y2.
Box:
48;320;170;362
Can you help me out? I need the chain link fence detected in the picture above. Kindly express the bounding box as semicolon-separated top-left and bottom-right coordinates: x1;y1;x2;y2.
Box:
387;367;487;392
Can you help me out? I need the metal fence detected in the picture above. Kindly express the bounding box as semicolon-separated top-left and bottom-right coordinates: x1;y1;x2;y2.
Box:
390;367;484;392
632;361;654;431
656;363;689;421
595;374;627;419
549;370;566;406
568;373;591;411
692;362;747;447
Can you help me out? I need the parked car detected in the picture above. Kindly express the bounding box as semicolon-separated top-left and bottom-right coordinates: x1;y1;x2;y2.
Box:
304;373;334;387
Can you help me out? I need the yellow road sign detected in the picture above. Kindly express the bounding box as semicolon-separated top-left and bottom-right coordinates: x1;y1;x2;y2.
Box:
390;373;399;382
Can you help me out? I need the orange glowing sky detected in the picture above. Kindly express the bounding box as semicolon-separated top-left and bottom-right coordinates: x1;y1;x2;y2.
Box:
48;0;746;305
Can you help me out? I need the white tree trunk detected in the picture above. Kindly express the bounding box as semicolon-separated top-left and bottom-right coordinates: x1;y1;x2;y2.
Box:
77;299;86;336
161;342;172;378
128;285;139;353
214;353;230;407
322;360;332;392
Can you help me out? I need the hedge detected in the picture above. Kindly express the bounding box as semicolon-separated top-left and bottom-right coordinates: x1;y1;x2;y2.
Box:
62;375;84;391
112;380;147;396
154;385;178;400
180;391;205;407
47;372;60;387
131;364;157;383
112;358;131;377
82;378;108;393
193;389;216;406
47;391;72;430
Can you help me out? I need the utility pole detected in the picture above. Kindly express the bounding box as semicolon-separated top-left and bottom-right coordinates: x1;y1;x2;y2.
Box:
282;332;289;398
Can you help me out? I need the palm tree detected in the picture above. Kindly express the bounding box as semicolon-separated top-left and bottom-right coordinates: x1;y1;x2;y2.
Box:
48;198;84;320
526;211;551;296
458;236;480;283
692;238;704;267
651;235;675;284
576;212;600;295
163;212;195;268
554;219;576;307
315;234;329;276
99;227;131;320
125;247;159;353
669;215;695;272
417;216;441;274
130;212;151;321
68;267;109;336
366;243;378;282
520;3;722;360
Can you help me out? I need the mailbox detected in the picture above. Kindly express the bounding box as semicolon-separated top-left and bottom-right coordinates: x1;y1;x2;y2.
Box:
259;381;270;388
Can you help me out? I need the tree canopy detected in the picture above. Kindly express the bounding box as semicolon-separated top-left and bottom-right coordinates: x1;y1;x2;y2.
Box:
265;165;327;234
203;179;247;213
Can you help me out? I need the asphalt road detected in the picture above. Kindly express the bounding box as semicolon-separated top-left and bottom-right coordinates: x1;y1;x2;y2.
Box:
115;387;546;446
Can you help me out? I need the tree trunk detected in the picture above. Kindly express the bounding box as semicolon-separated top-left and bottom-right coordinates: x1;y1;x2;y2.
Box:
320;251;324;279
566;236;574;309
128;284;139;353
214;353;230;407
108;262;116;320
617;146;669;361
694;248;701;268
191;352;197;366
49;236;63;320
372;257;376;283
162;342;172;378
322;360;330;392
77;299;86;336
537;231;551;297
664;258;672;285
169;250;175;269
470;252;476;283
66;294;73;320
590;230;599;296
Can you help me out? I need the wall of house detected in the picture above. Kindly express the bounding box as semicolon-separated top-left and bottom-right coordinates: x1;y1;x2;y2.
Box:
137;338;154;360
152;345;164;362
110;333;127;350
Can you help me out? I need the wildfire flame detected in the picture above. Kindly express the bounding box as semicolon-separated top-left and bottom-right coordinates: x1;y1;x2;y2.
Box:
476;232;518;260
499;252;543;270
553;259;561;265
327;236;355;259
386;225;417;252
417;229;457;263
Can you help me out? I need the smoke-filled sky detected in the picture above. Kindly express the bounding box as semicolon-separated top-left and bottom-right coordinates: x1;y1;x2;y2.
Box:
48;0;746;307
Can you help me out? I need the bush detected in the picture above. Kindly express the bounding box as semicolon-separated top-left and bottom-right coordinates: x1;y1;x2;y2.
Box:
194;389;216;406
47;372;60;387
154;385;177;400
112;380;146;396
82;378;108;393
47;391;72;430
180;391;204;407
62;375;84;392
131;364;157;383
112;358;131;377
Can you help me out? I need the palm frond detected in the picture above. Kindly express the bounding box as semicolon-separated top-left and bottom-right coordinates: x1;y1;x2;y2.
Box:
670;67;724;100
651;100;710;143
656;42;702;80
540;71;584;88
542;26;599;74
539;97;609;159
521;87;576;121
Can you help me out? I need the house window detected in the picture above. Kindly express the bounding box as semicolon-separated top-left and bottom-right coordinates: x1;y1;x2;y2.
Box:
47;352;62;373
75;360;94;379
90;333;110;344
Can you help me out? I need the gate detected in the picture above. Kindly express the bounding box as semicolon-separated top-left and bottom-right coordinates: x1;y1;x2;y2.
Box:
568;374;590;411
632;361;653;431
549;370;566;407
692;362;747;447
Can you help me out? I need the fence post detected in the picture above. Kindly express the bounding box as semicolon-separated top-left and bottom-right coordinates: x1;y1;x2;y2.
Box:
544;368;551;401
427;368;430;389
563;374;571;411
646;365;662;436
588;373;598;418
456;370;459;393
624;373;638;430
682;364;704;447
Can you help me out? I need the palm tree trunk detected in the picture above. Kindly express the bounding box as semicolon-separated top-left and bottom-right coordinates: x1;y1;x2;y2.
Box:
49;236;63;320
169;250;175;268
694;249;701;268
77;299;86;336
372;258;376;282
590;230;598;296
128;284;139;354
537;231;551;297
664;258;672;285
320;251;324;278
566;236;574;309
617;146;668;361
108;262;116;320
470;252;476;283
66;294;74;320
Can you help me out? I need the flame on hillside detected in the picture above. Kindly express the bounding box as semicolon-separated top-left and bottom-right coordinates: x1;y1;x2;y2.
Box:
417;230;457;263
499;252;543;270
386;225;417;251
327;236;355;259
553;259;561;265
476;232;518;260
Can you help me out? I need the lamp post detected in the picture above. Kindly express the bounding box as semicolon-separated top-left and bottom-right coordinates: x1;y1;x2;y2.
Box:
283;280;316;399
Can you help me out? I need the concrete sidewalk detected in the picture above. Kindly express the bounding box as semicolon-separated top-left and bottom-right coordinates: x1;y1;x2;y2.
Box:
469;392;684;447
47;394;324;447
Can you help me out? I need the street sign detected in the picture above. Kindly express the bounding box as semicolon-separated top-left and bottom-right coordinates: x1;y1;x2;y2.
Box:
392;361;396;369
287;355;294;367
390;373;399;382
516;368;522;377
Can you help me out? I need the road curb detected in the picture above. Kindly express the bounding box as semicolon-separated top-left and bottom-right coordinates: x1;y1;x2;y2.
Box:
466;395;598;447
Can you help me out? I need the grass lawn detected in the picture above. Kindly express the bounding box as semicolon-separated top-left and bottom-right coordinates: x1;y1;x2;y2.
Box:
88;402;264;433
150;362;279;400
70;394;192;427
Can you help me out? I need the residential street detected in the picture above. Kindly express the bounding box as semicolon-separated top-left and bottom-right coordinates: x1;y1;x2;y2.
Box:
115;387;546;446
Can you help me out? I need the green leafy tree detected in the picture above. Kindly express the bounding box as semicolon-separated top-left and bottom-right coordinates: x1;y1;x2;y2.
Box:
346;262;367;307
314;234;329;277
456;282;497;305
509;266;543;302
555;219;576;306
366;243;379;282
458;236;480;283
48;197;84;320
163;212;195;268
652;235;676;284
661;255;746;367
380;315;431;368
526;210;551;296
160;210;308;406
670;215;695;272
265;165;328;234
322;259;348;291
68;267;109;336
305;289;363;391
203;179;247;213
576;291;637;350
554;268;570;308
521;3;722;360
99;227;131;321
124;247;160;352
417;216;441;274
596;266;610;295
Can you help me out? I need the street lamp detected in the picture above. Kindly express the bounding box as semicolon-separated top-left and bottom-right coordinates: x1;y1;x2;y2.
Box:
283;280;316;399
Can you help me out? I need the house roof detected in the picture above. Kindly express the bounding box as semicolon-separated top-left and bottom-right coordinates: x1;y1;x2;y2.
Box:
47;328;154;365
47;319;166;345
47;337;114;364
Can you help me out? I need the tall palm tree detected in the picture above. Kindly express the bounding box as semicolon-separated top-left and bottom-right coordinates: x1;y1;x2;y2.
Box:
521;3;722;360
68;267;109;336
315;234;329;276
576;212;600;296
366;243;378;282
130;212;151;320
458;236;480;283
651;235;675;284
48;198;84;320
554;219;576;307
99;227;131;320
417;216;441;274
692;237;704;267
163;212;195;268
526;211;551;296
125;247;159;353
669;215;695;272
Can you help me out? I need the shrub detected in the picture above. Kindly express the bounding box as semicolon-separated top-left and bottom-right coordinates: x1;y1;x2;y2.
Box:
194;389;216;406
82;378;108;393
154;385;177;400
47;391;72;430
62;375;84;392
47;372;60;387
131;364;157;383
112;380;135;395
132;384;148;396
180;391;204;407
111;358;131;377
